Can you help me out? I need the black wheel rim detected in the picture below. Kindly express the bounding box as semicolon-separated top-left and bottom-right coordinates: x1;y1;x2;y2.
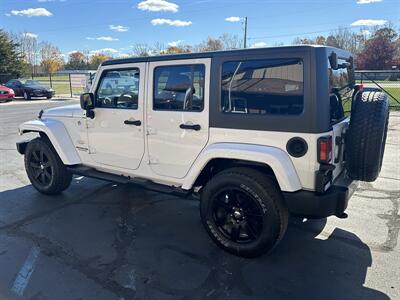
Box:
211;187;264;244
29;149;52;186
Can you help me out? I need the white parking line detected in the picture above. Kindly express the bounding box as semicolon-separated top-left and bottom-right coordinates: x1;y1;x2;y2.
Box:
0;98;77;106
11;245;41;297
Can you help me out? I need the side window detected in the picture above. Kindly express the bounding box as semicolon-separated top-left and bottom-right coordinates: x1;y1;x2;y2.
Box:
153;64;205;111
96;69;139;109
221;58;304;115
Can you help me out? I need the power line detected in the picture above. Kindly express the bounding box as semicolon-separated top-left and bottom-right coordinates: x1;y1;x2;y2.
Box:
248;26;356;40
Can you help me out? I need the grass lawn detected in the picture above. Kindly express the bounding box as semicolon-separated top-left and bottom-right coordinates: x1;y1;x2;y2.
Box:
33;77;85;96
385;87;400;106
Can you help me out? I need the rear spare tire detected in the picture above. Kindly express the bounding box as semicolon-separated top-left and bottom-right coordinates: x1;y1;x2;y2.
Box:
346;91;389;182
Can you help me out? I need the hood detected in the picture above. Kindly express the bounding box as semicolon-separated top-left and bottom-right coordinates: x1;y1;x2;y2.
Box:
0;85;11;91
42;104;85;118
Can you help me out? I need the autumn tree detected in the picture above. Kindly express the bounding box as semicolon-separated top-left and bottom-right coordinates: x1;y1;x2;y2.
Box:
356;27;398;70
40;41;64;74
198;37;223;52
90;53;110;69
164;45;192;54
65;51;87;70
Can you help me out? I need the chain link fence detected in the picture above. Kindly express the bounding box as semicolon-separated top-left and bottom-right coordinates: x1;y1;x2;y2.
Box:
355;70;400;110
0;71;96;98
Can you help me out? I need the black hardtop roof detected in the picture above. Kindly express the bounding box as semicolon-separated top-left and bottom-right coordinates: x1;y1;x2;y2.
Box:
102;45;350;66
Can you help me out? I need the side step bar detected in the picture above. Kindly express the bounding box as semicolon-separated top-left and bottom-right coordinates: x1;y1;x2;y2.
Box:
67;165;195;199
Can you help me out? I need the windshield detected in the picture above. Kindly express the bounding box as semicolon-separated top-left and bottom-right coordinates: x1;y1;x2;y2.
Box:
21;79;41;86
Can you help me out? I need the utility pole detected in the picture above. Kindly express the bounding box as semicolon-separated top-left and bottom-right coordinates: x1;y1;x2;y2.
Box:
243;16;248;48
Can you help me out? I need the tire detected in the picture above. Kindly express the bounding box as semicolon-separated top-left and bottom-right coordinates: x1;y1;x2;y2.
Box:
24;137;72;195
23;91;31;100
345;91;389;182
200;167;288;258
46;96;52;99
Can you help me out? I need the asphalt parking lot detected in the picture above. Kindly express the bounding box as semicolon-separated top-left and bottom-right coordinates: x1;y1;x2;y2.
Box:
0;99;399;300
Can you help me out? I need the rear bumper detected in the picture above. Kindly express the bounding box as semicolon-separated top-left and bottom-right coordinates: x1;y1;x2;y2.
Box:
283;172;358;219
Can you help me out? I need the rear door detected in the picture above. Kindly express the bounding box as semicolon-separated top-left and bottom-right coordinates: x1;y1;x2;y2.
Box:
147;59;210;178
329;55;354;180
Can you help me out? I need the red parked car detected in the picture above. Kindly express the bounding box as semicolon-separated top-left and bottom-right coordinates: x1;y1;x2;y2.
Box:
0;85;15;102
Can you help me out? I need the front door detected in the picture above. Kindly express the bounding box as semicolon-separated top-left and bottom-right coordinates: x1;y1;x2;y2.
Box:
87;64;145;170
147;59;210;178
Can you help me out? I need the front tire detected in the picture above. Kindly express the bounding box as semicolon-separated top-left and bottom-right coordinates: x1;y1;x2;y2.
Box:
23;91;31;100
200;167;288;258
24;137;72;194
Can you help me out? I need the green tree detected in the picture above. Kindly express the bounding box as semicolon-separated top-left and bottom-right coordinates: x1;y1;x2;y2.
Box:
0;30;29;78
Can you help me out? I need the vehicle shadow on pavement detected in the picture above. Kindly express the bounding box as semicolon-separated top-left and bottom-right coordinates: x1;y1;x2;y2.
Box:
0;180;390;300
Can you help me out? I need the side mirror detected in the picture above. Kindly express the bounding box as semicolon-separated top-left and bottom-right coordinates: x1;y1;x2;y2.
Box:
329;52;338;70
80;93;94;110
80;93;95;119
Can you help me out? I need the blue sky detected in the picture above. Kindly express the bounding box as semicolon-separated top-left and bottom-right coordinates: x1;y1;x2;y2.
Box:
0;0;399;58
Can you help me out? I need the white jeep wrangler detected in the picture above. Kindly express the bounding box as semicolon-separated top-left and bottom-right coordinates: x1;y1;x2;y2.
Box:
17;46;389;257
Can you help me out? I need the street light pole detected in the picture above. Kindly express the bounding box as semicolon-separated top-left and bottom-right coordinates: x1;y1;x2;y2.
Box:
243;16;248;48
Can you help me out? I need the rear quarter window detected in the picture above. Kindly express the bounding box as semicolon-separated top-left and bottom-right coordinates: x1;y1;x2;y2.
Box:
221;58;304;115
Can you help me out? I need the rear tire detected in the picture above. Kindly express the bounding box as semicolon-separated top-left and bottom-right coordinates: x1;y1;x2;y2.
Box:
24;137;72;194
346;91;389;182
200;167;288;258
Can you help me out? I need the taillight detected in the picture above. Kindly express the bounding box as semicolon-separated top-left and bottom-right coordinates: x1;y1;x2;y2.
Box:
318;136;332;163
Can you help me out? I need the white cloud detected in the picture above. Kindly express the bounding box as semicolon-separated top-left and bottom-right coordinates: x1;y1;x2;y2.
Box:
225;16;241;22
138;0;178;12
361;29;372;35
5;13;11;17
167;40;183;47
87;36;119;41
251;42;267;48
11;8;53;17
90;48;119;55
151;18;192;27
109;25;129;32
23;32;38;39
351;19;387;26
356;0;383;4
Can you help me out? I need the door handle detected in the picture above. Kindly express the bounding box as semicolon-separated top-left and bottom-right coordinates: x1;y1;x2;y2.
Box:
124;119;141;126
179;123;201;131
